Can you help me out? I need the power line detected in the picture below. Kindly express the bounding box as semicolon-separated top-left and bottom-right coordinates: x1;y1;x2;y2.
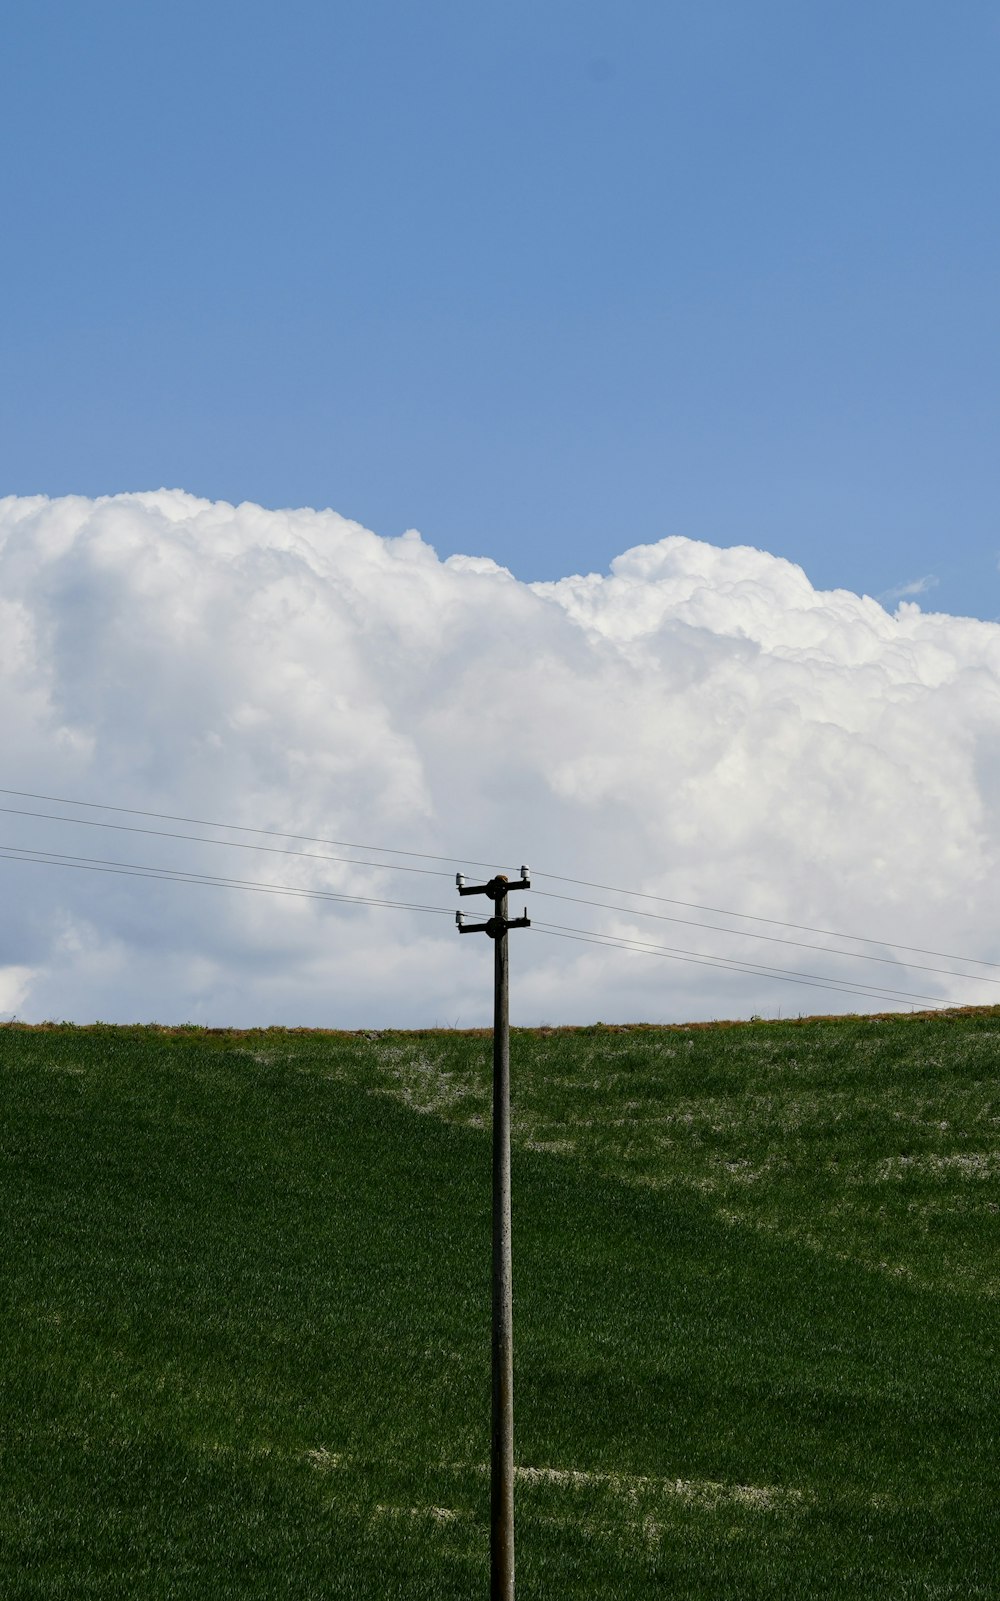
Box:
535;925;943;1013
0;803;453;879
531;925;949;1011
10;800;996;988
7;783;997;983
0;845;457;919
530;887;1000;988
530;921;954;1009
532;869;1000;972
0;787;505;873
0;843;965;1012
10;784;996;977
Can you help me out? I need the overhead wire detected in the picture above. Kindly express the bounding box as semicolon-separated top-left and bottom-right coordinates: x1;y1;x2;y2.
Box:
7;797;997;987
531;918;948;1005
529;886;1000;988
0;803;453;879
7;783;995;973
530;922;951;1010
0;787;506;873
0;844;963;1011
0;845;457;920
3;787;992;973
531;868;1000;971
4;782;997;1008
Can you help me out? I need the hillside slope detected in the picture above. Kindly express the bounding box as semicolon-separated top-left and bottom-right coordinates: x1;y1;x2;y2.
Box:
1;1014;996;1598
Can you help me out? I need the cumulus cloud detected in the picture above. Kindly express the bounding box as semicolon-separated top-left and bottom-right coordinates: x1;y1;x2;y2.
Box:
2;491;1000;1026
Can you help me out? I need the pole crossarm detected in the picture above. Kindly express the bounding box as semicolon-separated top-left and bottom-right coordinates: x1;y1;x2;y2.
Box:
456;870;531;938
457;868;531;900
456;910;530;936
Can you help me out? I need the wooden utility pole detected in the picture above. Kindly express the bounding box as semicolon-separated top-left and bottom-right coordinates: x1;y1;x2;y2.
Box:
457;867;530;1601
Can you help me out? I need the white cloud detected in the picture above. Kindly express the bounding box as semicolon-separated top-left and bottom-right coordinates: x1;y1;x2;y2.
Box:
880;573;940;604
2;491;1000;1026
0;965;34;1019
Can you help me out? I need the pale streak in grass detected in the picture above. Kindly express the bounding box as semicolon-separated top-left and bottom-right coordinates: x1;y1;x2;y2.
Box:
304;1448;806;1514
874;1150;1000;1179
336;1038;1000;1296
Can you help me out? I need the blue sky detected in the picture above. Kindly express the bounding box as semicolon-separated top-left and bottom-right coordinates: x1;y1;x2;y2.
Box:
3;0;999;616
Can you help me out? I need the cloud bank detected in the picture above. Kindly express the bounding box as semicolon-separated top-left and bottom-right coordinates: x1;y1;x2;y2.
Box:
2;491;1000;1026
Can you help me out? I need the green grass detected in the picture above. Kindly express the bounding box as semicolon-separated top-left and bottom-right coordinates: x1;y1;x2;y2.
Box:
1;1013;997;1597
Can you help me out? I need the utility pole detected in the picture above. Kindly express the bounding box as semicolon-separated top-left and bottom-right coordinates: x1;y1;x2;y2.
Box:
457;867;530;1601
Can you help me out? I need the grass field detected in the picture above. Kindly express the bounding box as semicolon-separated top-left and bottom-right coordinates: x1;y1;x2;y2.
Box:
1;1013;997;1598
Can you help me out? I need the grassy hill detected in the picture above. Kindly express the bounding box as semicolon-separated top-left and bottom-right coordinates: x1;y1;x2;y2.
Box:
1;1013;997;1598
